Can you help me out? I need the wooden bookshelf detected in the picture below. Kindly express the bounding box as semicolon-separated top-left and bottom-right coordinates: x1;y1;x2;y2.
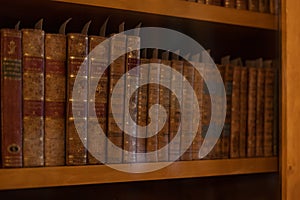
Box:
55;0;278;30
0;157;278;190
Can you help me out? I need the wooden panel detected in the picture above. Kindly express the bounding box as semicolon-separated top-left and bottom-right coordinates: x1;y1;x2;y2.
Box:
54;0;278;30
281;0;300;199
0;158;278;190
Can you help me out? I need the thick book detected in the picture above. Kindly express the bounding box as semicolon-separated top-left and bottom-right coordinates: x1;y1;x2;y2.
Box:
22;19;45;167
106;23;126;164
169;51;183;161
66;21;90;165
146;49;160;162
236;0;247;9
136;49;149;163
123;24;141;163
239;66;248;158
44;19;70;166
0;24;22;168
87;19;109;165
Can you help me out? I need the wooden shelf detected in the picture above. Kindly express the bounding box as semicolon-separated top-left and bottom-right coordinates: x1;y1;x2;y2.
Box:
55;0;278;30
0;157;278;190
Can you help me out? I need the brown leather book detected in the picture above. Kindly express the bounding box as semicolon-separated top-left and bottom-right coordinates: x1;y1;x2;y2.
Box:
136;49;149;163
223;0;236;8
259;0;269;13
255;58;265;157
0;24;22;168
169;52;183;161
236;0;248;9
106;22;126;164
66;21;90;165
205;0;222;5
123;24;141;163
157;51;171;162
22;19;45;167
263;60;275;157
239;66;248;158
44;19;70;166
269;0;278;14
87;18;109;165
248;0;259;11
146;49;160;162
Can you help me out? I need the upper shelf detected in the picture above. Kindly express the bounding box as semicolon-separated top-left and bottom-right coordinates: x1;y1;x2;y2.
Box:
55;0;278;30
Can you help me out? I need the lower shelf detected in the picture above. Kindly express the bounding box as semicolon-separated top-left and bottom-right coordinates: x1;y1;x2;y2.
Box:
0;157;278;190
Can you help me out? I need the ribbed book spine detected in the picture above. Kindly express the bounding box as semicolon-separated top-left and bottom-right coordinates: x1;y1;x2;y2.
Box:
44;33;66;166
107;34;126;163
0;29;22;167
66;33;88;165
123;35;140;163
22;29;45;167
88;35;108;164
256;67;265;157
239;67;248;158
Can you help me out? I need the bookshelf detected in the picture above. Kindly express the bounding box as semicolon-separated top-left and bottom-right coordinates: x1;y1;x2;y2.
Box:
0;0;280;197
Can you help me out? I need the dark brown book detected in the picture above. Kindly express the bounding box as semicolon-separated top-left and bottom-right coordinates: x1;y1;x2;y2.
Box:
87;19;109;165
263;60;275;157
205;0;222;5
157;51;171;162
0;24;22;168
259;0;269;13
236;0;247;9
106;23;126;164
22;19;45;167
248;0;259;11
239;66;248;158
246;60;257;157
44;19;70;166
223;0;236;8
269;0;278;14
136;49;149;163
255;58;265;157
123;24;141;163
66;21;90;165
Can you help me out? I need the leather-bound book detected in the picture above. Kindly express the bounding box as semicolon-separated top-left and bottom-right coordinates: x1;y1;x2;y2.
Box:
246;60;257;157
169;51;183;161
136;49;149;163
205;0;222;5
239;66;248;158
1;23;22;168
22;19;45;167
87;18;109;165
223;0;236;8
259;0;269;13
44;19;70;166
157;51;171;162
66;21;90;165
248;0;259;11
236;0;247;9
123;23;141;163
106;22;126;164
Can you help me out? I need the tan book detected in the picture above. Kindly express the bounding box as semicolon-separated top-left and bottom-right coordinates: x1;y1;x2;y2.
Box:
66;21;90;165
22;19;45;167
44;19;70;166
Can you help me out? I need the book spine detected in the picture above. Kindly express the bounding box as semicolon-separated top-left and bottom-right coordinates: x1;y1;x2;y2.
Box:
146;59;160;162
259;0;269;13
236;0;247;9
107;34;126;164
180;61;194;161
44;33;66;166
230;66;241;158
22;29;45;167
66;33;88;165
255;67;265;157
157;59;171;162
136;58;149;163
223;0;236;8
88;35;108;164
169;60;183;161
123;35;140;163
269;0;278;14
239;67;248;158
264;66;275;156
247;67;257;157
248;0;259;11
0;29;22;168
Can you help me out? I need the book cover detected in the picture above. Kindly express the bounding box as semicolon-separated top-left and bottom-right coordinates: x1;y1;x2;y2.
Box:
22;19;45;167
0;23;22;168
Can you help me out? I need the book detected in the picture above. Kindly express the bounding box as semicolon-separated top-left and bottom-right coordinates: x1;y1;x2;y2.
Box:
248;0;259;11
146;48;160;162
157;51;171;162
44;19;70;167
106;22;126;164
123;23;141;163
259;0;269;13
246;60;257;157
87;18;109;165
223;0;236;8
22;19;45;167
66;21;90;165
205;0;222;5
269;0;278;14
169;51;183;161
0;22;22;168
236;0;247;9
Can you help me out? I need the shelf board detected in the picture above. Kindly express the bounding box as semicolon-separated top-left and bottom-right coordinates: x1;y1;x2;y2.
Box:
54;0;278;30
0;157;278;190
